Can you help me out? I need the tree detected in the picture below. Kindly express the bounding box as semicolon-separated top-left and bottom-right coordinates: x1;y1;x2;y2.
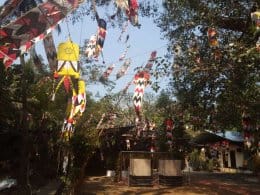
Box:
154;0;259;132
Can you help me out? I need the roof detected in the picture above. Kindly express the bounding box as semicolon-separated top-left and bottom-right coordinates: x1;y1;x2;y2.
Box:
192;130;244;145
206;130;244;142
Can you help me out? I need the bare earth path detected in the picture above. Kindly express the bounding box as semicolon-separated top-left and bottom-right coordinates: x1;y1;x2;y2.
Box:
79;172;260;195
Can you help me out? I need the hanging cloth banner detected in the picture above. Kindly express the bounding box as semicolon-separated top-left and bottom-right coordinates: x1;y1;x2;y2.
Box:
43;33;57;72
0;0;84;68
99;64;115;83
144;51;157;71
30;45;44;73
116;58;131;79
133;70;150;117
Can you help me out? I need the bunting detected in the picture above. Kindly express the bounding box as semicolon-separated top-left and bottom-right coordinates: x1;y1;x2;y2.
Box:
0;1;66;68
116;58;131;79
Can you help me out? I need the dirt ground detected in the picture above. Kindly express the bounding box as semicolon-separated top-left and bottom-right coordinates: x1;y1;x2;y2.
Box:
79;172;260;195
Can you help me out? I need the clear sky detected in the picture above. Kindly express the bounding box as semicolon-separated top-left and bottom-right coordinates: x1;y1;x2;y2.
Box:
0;0;169;98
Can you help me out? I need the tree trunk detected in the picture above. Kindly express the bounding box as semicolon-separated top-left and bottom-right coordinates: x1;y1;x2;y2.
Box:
17;54;32;195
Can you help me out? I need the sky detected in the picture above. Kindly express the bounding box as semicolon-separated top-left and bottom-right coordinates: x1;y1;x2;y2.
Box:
0;0;170;98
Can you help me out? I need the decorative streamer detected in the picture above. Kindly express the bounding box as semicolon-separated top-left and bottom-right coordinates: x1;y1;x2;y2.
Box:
62;79;86;139
95;13;107;60
119;45;130;61
30;45;44;73
43;33;57;72
126;0;139;27
133;70;150;118
144;51;157;71
117;21;129;42
165;118;174;149
99;64;115;83
251;10;260;30
116;58;131;79
85;35;97;59
0;1;69;68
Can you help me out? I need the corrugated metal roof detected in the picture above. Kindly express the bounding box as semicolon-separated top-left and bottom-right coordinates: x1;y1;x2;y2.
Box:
205;130;244;142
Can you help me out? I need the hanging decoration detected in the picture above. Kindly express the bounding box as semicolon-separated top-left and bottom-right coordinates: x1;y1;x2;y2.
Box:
118;21;129;42
251;10;260;30
133;70;150;119
144;51;157;71
256;37;260;51
207;27;218;47
52;39;80;99
116;58;131;79
61;79;86;140
95;14;107;60
85;35;97;59
30;45;44;73
0;0;79;68
165;118;174;150
114;0;139;27
122;80;132;94
99;64;115;83
84;12;107;61
43;33;57;72
0;0;35;26
119;45;130;61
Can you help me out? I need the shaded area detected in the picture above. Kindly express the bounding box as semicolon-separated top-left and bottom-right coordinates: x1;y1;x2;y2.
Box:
79;172;260;195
